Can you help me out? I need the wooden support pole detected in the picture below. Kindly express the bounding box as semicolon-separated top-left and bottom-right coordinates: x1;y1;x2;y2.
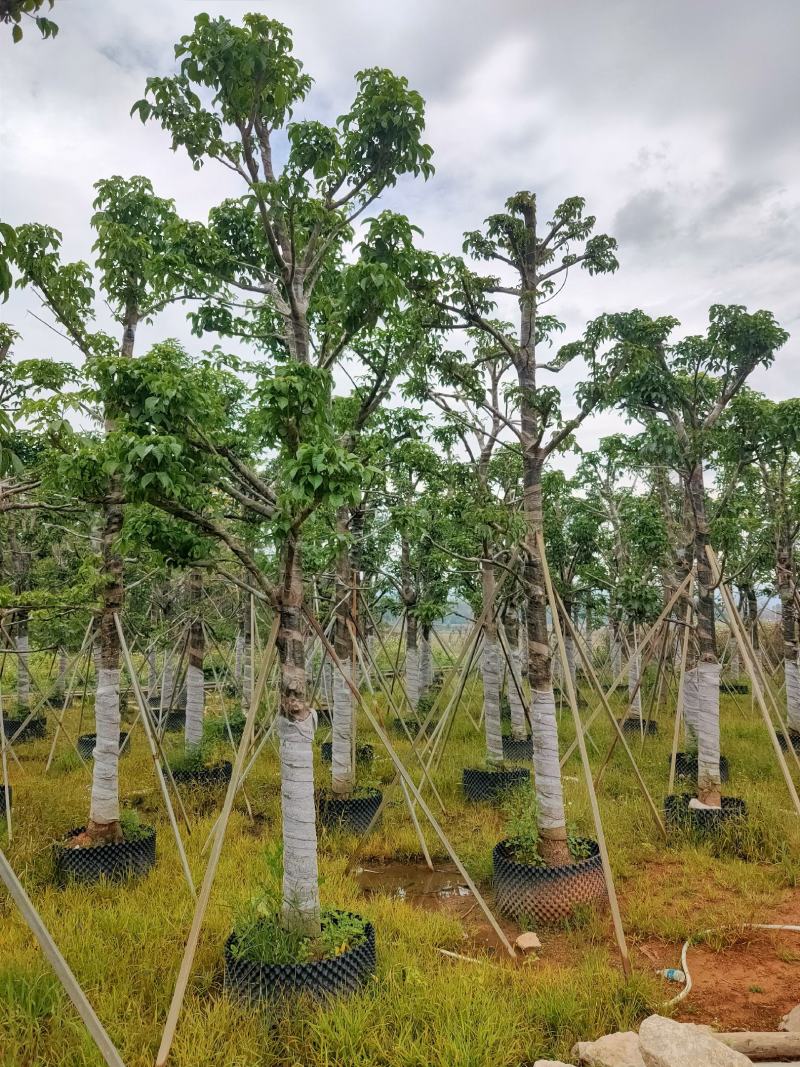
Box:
114;615;196;896
707;548;800;818
305;607;517;959
0;848;127;1067
553;588;667;839
155;615;278;1067
536;530;631;977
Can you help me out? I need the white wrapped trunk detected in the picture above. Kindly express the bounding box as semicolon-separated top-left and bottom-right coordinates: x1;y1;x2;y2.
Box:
405;646;420;710
241;639;252;708
56;647;68;700
234;631;244;682
184;663;204;748
683;665;700;750
729;645;740;678
331;667;354;793
147;649;157;696
696;661;722;803
508;647;528;741
627;650;642;719
278;712;320;931
89;667;121;825
611;634;622;677
530;687;566;832
786;659;800;732
419;634;433;692
16;634;30;709
481;635;503;763
563;633;577;690
322;658;334;707
161;657;175;709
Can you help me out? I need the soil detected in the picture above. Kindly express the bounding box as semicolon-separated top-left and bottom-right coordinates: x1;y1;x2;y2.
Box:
355;860;800;1030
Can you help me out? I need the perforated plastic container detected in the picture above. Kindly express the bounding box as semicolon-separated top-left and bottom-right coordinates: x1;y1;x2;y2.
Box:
493;838;606;925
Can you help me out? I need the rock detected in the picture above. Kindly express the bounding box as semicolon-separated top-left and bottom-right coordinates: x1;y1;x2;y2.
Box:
516;931;542;953
534;1061;575;1067
572;1030;644;1065
780;1003;800;1032
638;1015;751;1067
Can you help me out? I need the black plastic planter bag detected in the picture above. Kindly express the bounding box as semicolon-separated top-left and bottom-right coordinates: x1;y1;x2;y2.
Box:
318;787;382;834
2;716;47;742
493;837;606;925
671;752;729;782
171;761;233;786
77;732;129;761
620;718;658;736
664;793;747;832
54;825;156;885
462;767;530;803
320;742;374;765
224;912;376;1001
502;736;533;762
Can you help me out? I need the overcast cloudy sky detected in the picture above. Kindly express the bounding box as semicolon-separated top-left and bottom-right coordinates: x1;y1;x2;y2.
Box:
2;0;798;465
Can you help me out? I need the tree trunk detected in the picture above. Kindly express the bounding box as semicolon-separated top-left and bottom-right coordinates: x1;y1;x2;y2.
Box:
276;538;321;935
331;506;355;795
626;635;642;722
405;612;419;711
55;647;68;702
687;464;721;807
521;435;569;866
481;557;503;763
419;626;433;693
184;570;204;749
562;599;577;689
504;610;528;741
746;587;760;653
86;493;124;843
777;537;800;732
14;612;30;712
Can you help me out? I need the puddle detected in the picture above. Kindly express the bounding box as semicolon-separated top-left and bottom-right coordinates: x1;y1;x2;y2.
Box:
355;861;472;903
353;861;520;960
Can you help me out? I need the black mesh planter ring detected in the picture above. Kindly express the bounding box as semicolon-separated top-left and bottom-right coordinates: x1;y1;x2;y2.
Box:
620;718;658;736
320;742;374;765
53;825;157;886
76;732;130;761
170;761;233;787
2;716;47;743
502;736;533;762
664;793;747;833
0;784;11;817
778;730;800;754
224;912;376;1001
318;788;382;835
493;838;607;925
462;766;530;804
670;752;730;782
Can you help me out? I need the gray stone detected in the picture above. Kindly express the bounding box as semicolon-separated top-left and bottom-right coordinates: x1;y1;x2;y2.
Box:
534;1061;575;1067
572;1030;644;1065
638;1015;751;1067
780;1004;800;1032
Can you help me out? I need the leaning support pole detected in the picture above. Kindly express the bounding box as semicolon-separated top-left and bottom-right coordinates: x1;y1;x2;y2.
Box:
0;848;127;1067
560;571;694;767
536;530;631;977
668;604;694;795
155;615;278;1067
553;588;667;840
305;607;517;959
114;615;196;897
707;547;800;818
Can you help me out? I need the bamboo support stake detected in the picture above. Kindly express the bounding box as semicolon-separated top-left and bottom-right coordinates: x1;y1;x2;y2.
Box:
0;687;12;840
668;604;693;795
155;615;278;1067
536;529;631;977
707;547;800;818
0;847;127;1067
305;607;517;958
114;615;195;895
559;571;693;767
45;620;95;772
553;588;667;839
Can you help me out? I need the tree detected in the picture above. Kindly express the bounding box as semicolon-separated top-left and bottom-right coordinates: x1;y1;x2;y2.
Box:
592;305;788;805
429;192;619;864
108;12;433;934
1;0;57;42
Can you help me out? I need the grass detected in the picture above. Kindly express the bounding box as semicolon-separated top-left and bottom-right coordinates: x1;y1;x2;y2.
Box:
1;655;799;1065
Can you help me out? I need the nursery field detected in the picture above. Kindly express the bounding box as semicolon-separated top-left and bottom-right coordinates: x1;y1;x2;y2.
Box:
2;655;799;1067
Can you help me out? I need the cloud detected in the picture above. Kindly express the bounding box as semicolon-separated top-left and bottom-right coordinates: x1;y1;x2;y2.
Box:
2;0;798;459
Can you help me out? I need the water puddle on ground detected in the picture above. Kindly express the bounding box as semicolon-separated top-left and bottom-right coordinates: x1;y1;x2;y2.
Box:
355;861;472;904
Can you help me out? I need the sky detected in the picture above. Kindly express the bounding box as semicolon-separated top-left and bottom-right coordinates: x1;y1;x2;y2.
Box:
2;0;799;470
